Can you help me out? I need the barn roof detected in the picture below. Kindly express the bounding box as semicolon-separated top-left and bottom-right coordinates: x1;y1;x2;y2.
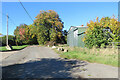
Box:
68;26;88;33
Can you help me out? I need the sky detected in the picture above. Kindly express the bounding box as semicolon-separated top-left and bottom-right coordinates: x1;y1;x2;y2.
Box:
1;2;118;35
1;0;120;2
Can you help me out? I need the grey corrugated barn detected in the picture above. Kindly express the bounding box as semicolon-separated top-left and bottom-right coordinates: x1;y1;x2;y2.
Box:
67;26;88;47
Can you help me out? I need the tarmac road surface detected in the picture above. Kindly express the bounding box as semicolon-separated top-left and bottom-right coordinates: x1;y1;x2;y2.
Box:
1;46;118;79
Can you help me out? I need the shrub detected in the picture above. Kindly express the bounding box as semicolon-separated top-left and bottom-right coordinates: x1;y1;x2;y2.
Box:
84;16;120;48
14;24;38;45
0;35;16;46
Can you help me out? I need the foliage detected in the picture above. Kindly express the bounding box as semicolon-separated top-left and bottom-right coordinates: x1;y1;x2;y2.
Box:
14;24;38;45
33;10;64;45
61;30;68;44
13;10;67;45
14;24;27;45
84;16;120;48
25;25;38;44
63;30;67;41
0;35;16;46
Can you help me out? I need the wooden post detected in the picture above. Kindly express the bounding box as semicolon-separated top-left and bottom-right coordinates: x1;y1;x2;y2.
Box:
6;14;12;50
6;14;8;46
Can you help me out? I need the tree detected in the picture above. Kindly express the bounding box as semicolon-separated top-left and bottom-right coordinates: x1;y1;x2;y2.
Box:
14;24;27;45
27;24;38;44
84;26;110;48
61;30;68;44
84;16;120;48
14;24;38;45
99;16;120;42
13;10;66;45
33;10;64;45
0;35;16;46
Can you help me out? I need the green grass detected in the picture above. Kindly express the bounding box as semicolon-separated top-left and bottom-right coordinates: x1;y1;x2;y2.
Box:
0;45;29;51
12;45;28;49
0;47;7;51
58;48;118;67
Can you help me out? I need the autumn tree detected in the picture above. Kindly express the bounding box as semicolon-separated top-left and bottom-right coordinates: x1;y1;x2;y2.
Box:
33;10;64;45
14;24;38;45
84;16;120;48
14;24;26;45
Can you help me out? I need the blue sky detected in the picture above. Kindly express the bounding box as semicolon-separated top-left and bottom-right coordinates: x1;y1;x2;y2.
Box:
1;2;118;35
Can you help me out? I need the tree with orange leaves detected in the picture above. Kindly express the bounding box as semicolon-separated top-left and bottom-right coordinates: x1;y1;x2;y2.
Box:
33;10;64;45
84;16;120;48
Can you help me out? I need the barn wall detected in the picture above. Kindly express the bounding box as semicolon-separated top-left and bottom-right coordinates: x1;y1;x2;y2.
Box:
67;26;87;47
67;28;74;47
78;27;87;47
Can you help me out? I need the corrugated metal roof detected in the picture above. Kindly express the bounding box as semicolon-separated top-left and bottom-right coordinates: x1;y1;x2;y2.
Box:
68;26;88;33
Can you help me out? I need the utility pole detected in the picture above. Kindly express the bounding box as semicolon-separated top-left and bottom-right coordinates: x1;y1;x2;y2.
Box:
6;14;12;50
6;14;8;46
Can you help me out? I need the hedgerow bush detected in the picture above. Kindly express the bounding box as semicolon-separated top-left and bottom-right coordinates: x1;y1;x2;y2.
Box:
0;35;16;46
84;16;120;48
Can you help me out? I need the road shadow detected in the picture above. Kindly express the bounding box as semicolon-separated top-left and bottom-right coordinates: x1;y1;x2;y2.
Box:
2;58;88;79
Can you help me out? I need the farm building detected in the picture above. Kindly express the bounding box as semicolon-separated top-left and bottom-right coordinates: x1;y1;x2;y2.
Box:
67;26;88;47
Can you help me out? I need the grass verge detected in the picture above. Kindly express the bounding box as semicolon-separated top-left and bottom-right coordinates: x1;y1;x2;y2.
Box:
0;45;29;51
55;47;118;67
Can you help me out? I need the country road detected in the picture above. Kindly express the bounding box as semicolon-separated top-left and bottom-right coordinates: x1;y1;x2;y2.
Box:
0;46;118;79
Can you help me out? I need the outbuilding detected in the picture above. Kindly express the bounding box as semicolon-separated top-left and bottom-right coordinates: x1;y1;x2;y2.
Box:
67;26;88;47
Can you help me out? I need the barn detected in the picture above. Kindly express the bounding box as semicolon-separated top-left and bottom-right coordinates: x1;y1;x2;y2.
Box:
67;26;88;47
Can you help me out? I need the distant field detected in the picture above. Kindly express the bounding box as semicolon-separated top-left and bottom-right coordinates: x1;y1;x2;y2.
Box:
0;45;28;51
